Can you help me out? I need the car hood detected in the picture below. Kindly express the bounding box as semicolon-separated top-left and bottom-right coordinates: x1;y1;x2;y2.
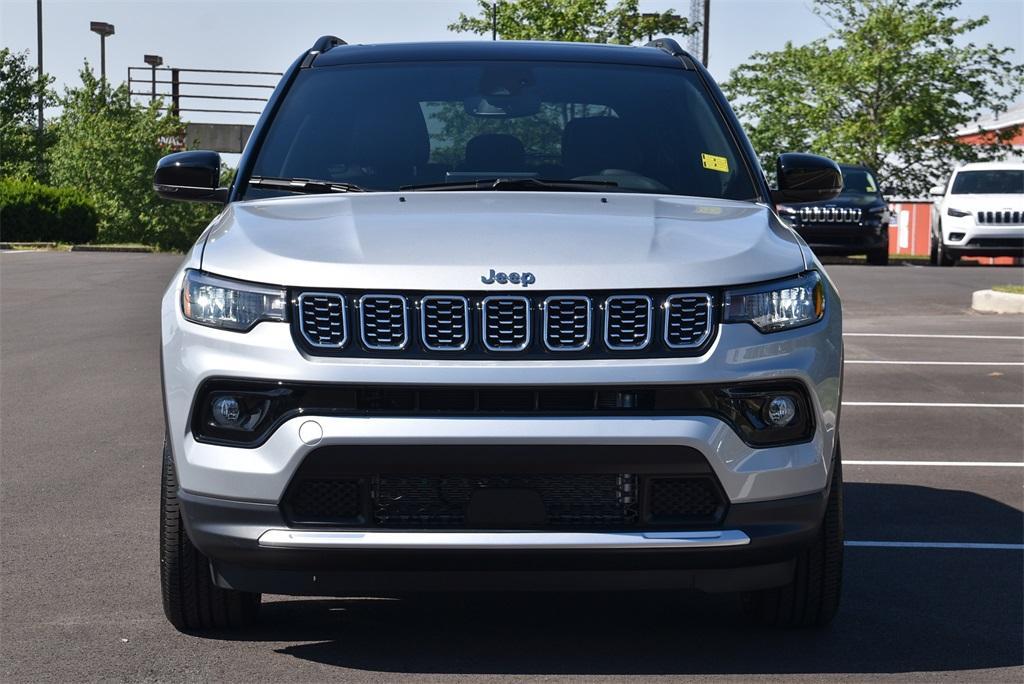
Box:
200;192;805;291
943;193;1024;209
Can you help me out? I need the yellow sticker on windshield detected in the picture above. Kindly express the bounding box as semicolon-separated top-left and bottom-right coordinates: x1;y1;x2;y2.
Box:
701;153;729;173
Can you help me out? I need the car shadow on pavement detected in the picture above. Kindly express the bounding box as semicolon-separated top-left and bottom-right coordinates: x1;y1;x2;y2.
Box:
211;483;1024;676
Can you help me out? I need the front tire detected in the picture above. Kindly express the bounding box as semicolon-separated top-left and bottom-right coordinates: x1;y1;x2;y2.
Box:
160;439;260;632
866;231;890;266
741;448;844;628
866;246;889;266
932;229;957;266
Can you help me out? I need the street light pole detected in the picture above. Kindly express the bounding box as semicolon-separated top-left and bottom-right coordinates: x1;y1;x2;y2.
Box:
89;21;115;83
144;54;163;102
491;1;498;41
702;0;710;66
36;0;43;134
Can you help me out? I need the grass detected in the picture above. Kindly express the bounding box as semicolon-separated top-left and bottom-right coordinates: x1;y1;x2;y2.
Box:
992;284;1024;295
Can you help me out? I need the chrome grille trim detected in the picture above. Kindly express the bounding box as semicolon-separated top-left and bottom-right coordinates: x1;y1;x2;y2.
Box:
358;294;409;350
542;296;592;351
420;295;470;351
799;206;862;223
604;295;653;350
298;292;348;348
481;295;531;352
663;293;713;349
978;210;1023;224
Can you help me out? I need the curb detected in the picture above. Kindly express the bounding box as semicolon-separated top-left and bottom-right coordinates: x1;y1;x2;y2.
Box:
70;245;155;253
971;289;1024;314
0;242;56;249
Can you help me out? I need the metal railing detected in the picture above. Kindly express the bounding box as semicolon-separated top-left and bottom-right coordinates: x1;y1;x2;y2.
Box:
127;66;282;116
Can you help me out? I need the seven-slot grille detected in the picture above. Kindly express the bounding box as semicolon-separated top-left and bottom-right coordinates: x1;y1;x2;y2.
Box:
604;295;653;350
482;296;531;351
542;296;591;351
799;206;862;223
420;296;469;350
358;295;409;350
298;293;347;348
664;294;712;348
295;291;716;355
977;210;1023;224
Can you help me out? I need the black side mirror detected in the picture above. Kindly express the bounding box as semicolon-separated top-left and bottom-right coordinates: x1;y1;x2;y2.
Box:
154;150;228;203
772;153;843;204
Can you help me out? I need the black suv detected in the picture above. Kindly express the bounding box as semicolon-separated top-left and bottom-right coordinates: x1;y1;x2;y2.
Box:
777;165;891;265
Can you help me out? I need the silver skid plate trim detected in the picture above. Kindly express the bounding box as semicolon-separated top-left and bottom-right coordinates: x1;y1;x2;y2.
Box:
257;529;750;550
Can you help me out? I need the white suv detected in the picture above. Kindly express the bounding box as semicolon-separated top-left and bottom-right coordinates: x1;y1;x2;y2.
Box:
155;37;846;633
929;161;1024;266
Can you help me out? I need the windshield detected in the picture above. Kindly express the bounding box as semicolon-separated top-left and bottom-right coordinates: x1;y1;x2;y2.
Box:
840;168;879;195
243;60;757;200
951;170;1024;195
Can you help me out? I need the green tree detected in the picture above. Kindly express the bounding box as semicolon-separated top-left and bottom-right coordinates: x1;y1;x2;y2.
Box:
47;66;220;250
723;0;1024;196
0;48;54;181
449;0;696;44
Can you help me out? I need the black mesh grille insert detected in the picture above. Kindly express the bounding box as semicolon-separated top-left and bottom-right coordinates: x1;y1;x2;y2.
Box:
421;296;469;350
298;293;347;348
605;295;652;349
286;479;362;523
543;296;591;351
281;470;727;528
359;295;408;349
374;474;639;528
647;477;725;523
482;296;531;351
664;294;712;348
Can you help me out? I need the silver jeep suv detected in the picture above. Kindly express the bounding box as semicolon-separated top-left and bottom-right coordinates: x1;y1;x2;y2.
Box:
156;37;846;632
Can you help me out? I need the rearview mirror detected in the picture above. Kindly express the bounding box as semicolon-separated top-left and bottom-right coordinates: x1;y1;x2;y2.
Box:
154;150;228;203
928;185;945;197
772;153;843;204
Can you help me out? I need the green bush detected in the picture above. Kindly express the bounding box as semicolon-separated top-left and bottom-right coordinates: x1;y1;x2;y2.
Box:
48;68;220;252
0;177;98;243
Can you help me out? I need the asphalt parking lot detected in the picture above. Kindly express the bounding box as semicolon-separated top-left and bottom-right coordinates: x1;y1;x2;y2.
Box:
1;251;1022;682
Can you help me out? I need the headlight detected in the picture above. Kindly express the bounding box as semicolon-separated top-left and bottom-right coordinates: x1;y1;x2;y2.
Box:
723;271;825;333
181;269;287;331
946;207;971;218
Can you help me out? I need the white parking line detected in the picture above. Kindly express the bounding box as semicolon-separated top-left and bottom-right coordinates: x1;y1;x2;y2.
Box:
844;333;1024;340
845;460;1023;467
846;541;1024;550
845;360;1024;366
842;401;1024;408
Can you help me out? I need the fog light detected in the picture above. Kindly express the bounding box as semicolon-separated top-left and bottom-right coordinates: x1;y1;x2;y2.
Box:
212;396;243;427
764;395;797;427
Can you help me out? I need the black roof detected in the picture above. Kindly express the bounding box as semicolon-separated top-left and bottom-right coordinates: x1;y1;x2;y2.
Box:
313;40;685;68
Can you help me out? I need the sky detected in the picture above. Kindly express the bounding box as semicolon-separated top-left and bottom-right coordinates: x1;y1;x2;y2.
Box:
2;0;1022;127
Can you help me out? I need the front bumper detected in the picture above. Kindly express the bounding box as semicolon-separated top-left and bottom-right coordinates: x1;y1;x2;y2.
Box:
941;217;1024;256
180;487;827;594
791;222;887;255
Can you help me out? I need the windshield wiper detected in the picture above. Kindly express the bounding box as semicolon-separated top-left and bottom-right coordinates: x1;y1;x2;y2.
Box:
247;176;367;194
400;177;618;192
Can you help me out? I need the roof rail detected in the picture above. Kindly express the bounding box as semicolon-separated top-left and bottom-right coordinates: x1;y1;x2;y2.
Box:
302;35;347;68
644;38;696;70
645;37;683;55
311;35;347;52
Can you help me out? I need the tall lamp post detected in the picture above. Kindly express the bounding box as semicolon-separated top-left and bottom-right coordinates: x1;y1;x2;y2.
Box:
144;54;163;102
89;21;115;83
36;0;43;135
